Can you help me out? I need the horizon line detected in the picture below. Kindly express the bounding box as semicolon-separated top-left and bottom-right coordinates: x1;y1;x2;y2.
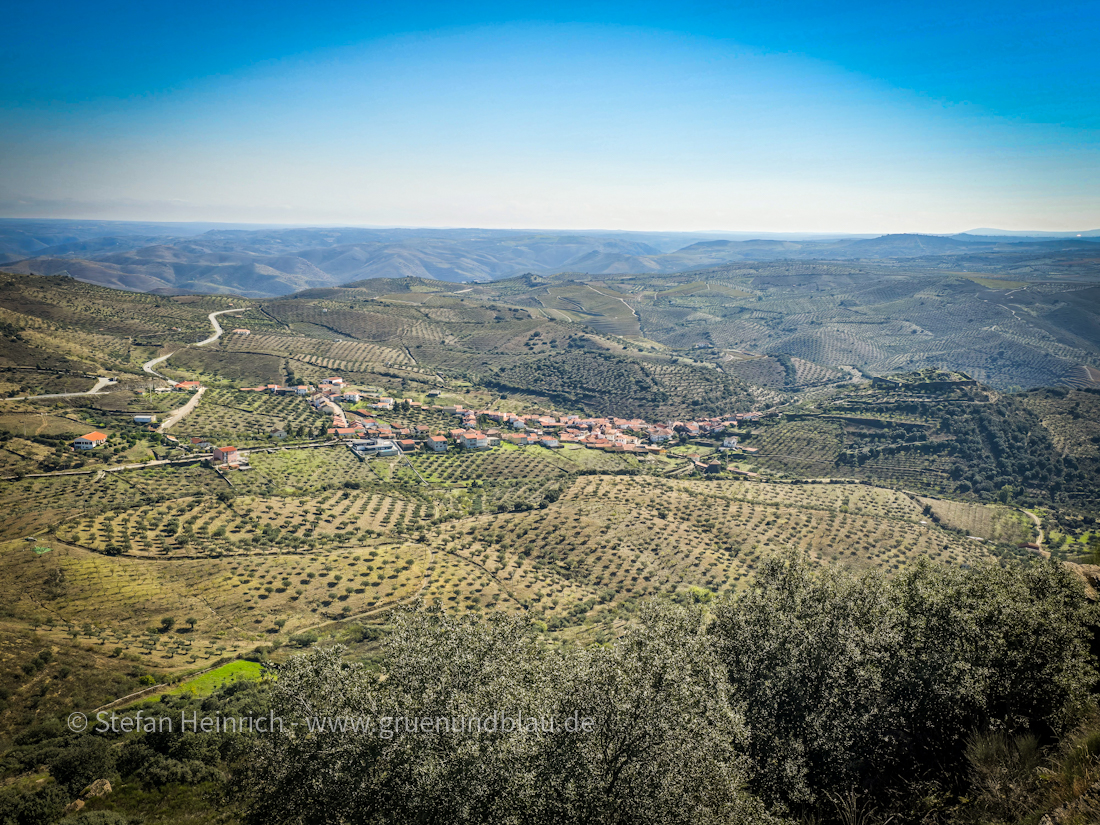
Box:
1;216;1098;237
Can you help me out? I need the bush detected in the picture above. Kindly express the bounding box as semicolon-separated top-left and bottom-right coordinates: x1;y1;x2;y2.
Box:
49;736;116;795
0;784;69;825
709;551;1098;809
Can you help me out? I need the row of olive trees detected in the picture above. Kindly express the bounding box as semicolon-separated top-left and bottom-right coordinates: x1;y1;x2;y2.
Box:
238;553;1098;824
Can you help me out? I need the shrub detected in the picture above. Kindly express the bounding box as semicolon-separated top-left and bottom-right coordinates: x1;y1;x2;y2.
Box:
49;736;116;795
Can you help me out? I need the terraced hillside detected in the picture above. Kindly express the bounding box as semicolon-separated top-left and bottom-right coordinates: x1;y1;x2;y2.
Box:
0;268;1096;746
569;265;1100;391
485;350;749;420
734;375;1100;512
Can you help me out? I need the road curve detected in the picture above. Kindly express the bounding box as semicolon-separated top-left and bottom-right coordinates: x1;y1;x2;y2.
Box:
3;376;117;402
142;308;246;379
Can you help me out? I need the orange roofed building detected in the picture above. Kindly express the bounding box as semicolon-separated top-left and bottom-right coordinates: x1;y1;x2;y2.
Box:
73;432;107;450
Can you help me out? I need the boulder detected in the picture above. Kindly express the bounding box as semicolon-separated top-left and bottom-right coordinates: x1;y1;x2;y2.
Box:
81;778;112;799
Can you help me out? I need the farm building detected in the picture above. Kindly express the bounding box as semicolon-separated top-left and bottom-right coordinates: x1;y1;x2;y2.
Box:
190;437;214;451
73;432;107;450
539;436;561;448
321;377;345;386
426;435;448;452
133;414;157;425
231;328;251;335
396;439;417;451
174;381;201;391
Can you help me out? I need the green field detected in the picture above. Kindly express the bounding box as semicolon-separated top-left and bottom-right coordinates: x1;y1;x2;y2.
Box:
166;660;264;698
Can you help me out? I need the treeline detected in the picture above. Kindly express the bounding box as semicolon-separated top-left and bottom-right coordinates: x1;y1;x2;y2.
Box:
4;555;1099;824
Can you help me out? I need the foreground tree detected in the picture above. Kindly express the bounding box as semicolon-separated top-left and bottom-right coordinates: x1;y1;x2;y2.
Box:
709;552;1099;812
239;604;779;825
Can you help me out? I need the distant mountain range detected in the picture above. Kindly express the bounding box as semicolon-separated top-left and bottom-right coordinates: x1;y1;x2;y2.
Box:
1;219;1098;297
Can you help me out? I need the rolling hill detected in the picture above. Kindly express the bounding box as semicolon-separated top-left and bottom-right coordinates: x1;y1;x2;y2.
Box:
5;220;1100;297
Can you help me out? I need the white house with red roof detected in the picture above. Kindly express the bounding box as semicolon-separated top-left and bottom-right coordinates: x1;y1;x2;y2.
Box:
73;432;107;450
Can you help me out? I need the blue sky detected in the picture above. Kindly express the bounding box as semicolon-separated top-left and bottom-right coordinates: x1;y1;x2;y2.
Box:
1;1;1097;232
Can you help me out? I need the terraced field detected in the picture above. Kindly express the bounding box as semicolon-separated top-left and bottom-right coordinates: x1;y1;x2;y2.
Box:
536;284;642;338
0;473;143;540
486;350;749;420
233;448;390;494
55;486;448;557
918;497;1034;545
415;475;1003;634
1022;388;1100;458
221;331;412;369
405;445;568;484
1;537;430;667
173;388;328;442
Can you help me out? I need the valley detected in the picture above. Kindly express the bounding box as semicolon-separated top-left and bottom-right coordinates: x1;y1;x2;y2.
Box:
0;253;1098;825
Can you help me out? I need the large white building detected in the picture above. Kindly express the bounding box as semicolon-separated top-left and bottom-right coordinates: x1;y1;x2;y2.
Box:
73;431;107;450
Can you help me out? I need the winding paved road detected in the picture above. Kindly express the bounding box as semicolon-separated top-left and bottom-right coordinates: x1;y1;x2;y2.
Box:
3;376;117;402
142;308;246;379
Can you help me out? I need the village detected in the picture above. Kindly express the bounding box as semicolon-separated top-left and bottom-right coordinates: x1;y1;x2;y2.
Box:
238;375;763;473
66;374;763;477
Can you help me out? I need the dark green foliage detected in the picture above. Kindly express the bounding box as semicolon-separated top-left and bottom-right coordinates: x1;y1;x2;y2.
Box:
67;813;141;825
709;552;1099;811
0;784;69;825
485;350;748;420
804;384;1100;506
49;736;116;795
240;605;777;825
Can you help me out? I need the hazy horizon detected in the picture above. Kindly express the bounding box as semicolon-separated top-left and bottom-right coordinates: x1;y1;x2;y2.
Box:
0;217;1098;240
